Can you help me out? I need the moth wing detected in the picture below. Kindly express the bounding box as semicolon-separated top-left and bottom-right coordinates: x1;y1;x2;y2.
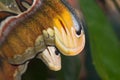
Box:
0;53;28;80
0;11;17;22
15;0;33;12
0;0;45;65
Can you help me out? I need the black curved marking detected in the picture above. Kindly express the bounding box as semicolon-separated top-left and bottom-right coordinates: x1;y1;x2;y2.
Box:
23;0;33;5
61;0;82;35
15;0;33;12
0;11;17;23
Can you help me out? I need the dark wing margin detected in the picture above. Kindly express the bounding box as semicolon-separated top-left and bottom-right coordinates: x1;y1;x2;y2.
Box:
0;11;17;23
15;0;33;12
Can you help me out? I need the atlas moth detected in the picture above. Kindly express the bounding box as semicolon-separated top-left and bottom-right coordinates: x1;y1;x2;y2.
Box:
0;0;85;80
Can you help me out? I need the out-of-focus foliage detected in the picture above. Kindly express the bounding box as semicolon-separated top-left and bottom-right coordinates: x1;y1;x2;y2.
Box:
80;0;120;80
57;55;81;80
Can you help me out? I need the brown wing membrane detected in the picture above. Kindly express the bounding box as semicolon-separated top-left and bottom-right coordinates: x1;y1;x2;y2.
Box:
0;11;17;22
0;53;28;80
0;0;44;65
15;0;33;12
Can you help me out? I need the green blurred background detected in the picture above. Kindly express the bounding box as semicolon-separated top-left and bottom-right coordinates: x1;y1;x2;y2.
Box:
79;0;120;80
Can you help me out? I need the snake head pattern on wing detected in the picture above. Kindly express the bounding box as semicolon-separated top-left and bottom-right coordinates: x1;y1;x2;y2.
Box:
0;0;85;80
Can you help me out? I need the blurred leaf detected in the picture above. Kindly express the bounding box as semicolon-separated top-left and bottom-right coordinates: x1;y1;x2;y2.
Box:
80;0;120;80
57;55;81;80
22;59;48;80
